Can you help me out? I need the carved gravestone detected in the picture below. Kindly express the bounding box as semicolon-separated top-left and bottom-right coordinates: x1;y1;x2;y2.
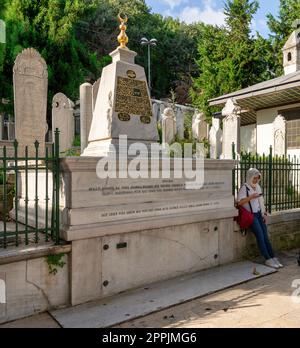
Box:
162;107;177;145
192;111;208;141
209;117;223;159
222;98;241;159
159;103;165;123
13;48;48;156
52;93;75;153
176;108;184;139
80;83;93;154
0;114;4;140
152;102;159;122
273;114;286;156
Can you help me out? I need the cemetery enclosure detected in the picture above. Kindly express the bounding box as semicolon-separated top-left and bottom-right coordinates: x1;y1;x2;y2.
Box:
232;145;300;213
60;157;238;305
0;132;60;250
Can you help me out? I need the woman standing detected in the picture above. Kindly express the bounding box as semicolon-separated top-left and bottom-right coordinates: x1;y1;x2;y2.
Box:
237;168;283;269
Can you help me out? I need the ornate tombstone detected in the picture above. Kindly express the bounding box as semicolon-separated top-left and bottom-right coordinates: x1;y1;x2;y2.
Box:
152;102;159;122
273;114;286;156
0;114;4;140
176;108;184;139
92;78;101;112
209;117;223;159
13;48;48;156
159;103;165;123
192;111;208;141
162;107;177;145
80;83;93;154
222;98;241;159
52;93;75;153
82;15;158;156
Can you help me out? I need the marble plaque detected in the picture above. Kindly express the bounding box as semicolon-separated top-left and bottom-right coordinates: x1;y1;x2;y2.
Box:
115;77;152;118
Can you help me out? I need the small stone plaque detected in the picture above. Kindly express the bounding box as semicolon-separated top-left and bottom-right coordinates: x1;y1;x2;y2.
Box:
115;77;152;118
141;116;151;124
118;113;131;122
127;70;136;79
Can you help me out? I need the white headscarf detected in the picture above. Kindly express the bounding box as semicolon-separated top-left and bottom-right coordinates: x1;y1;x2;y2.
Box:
246;168;261;188
246;168;266;215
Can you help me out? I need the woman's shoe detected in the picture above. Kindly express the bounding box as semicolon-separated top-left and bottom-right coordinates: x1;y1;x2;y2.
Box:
273;258;284;268
265;258;279;269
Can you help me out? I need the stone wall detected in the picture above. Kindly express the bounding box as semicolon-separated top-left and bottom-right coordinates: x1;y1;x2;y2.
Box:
0;245;71;324
233;209;300;259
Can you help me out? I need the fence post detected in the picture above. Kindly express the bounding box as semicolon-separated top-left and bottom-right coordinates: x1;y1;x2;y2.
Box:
232;142;236;160
54;128;60;245
268;146;273;214
232;143;236;196
14;140;19;247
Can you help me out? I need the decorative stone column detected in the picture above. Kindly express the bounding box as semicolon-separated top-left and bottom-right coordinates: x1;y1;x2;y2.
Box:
222;98;241;159
209;117;223;159
80;83;93;154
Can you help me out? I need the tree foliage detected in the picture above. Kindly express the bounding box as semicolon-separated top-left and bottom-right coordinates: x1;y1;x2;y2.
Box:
267;0;300;76
0;0;299;120
0;0;98;114
191;0;270;118
77;0;204;102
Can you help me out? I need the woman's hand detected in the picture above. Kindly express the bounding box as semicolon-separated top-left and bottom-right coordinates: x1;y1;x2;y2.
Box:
263;213;268;224
238;193;260;207
249;193;261;201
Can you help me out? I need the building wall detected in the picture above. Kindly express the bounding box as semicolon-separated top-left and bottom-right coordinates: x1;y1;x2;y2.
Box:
256;102;300;155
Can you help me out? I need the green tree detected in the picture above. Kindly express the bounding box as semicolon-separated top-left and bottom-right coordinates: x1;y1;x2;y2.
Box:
77;0;203;102
191;0;267;118
0;0;98;115
267;0;300;76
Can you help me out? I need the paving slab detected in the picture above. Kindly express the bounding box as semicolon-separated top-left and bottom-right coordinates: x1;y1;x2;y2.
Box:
0;313;60;328
117;252;300;328
51;261;276;328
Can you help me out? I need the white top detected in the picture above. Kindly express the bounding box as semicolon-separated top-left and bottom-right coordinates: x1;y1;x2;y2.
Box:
237;184;263;214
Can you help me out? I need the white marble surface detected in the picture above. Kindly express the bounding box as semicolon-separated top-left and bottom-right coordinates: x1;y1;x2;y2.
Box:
51;261;276;328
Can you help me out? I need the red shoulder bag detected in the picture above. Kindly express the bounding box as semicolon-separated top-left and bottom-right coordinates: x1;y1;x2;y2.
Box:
237;186;254;229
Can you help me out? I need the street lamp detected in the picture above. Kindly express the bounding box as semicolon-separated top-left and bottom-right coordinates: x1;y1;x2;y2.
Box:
140;37;158;95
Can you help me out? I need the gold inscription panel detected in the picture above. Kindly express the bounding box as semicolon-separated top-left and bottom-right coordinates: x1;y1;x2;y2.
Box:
115;77;152;118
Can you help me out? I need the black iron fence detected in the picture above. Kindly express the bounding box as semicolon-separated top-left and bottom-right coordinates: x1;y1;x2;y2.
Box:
232;144;300;214
0;130;60;249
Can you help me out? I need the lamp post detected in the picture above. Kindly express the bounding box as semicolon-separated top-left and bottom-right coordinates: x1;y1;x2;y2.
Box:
140;37;158;95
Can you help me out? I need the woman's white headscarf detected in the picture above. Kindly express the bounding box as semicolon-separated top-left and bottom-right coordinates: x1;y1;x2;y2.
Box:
246;168;261;188
246;168;266;215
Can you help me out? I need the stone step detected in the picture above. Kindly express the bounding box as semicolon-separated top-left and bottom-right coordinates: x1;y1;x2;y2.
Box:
50;261;276;328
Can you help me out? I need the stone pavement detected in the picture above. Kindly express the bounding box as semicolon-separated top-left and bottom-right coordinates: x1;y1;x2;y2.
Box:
0;313;60;328
117;250;300;328
1;250;300;328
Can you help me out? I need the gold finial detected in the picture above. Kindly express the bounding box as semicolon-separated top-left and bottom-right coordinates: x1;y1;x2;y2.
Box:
118;13;129;49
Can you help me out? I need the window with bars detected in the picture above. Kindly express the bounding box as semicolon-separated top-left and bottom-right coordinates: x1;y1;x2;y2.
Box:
287;118;300;149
